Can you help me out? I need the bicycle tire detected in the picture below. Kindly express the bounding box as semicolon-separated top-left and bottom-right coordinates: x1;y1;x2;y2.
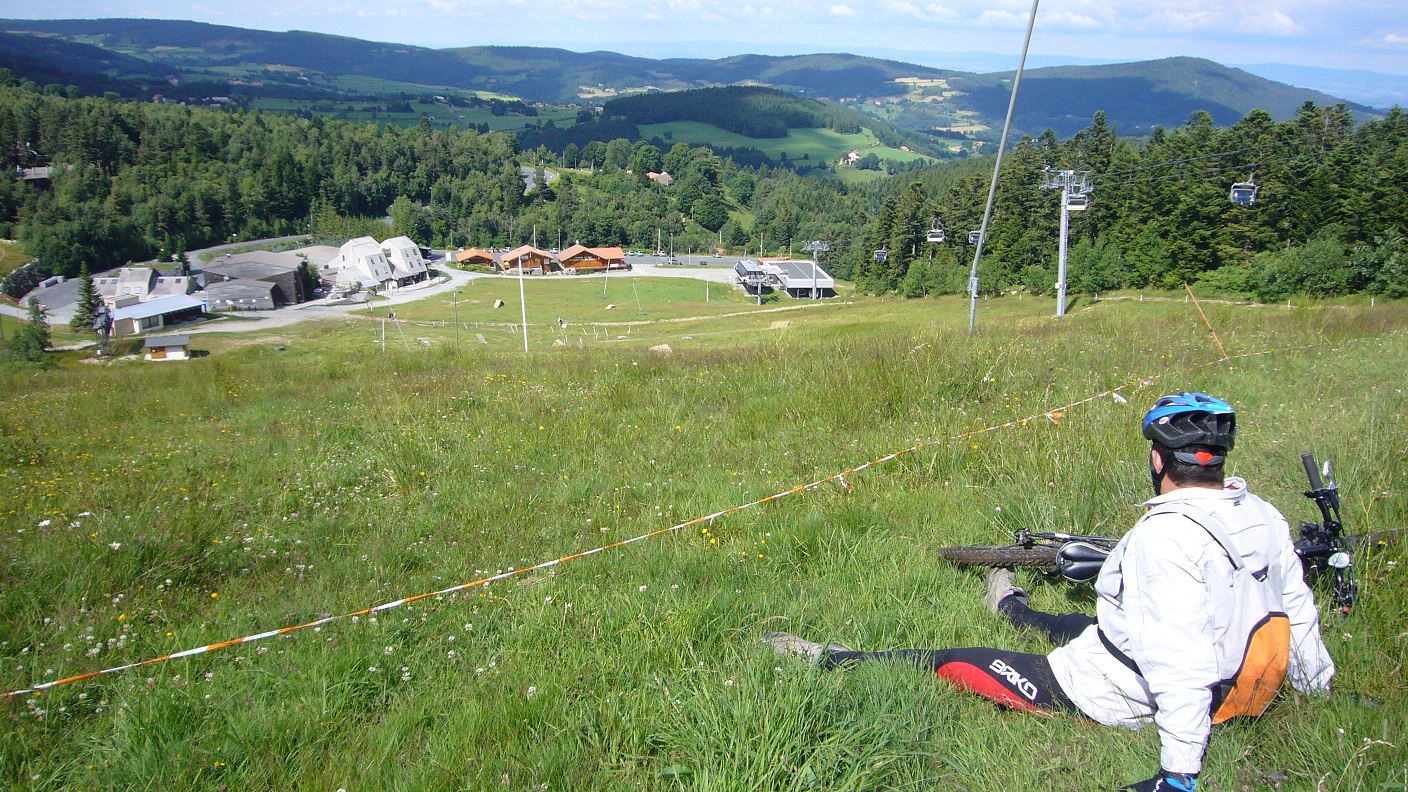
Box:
937;544;1060;568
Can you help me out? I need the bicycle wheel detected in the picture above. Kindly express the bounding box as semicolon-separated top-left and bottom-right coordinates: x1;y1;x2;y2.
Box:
937;544;1060;568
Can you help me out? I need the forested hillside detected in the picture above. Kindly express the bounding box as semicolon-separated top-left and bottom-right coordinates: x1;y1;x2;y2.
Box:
604;87;865;139
843;105;1408;301
1;79;1404;303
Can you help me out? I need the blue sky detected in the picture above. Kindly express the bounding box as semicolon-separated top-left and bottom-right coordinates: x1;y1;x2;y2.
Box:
12;0;1408;75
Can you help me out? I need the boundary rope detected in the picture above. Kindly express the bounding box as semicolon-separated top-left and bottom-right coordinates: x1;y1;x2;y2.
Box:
3;346;1291;699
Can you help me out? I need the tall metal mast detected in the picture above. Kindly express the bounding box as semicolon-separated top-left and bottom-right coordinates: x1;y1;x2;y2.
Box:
1039;169;1091;317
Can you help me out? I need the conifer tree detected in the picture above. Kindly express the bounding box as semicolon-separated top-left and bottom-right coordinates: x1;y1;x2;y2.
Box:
69;262;102;332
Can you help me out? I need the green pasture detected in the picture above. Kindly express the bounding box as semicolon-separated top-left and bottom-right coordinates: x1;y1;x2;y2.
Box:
0;241;34;279
640;122;929;164
2;293;1406;790
379;274;819;333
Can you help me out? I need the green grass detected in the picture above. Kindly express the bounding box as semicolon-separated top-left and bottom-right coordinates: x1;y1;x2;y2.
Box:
0;240;34;279
2;293;1406;790
641;122;929;164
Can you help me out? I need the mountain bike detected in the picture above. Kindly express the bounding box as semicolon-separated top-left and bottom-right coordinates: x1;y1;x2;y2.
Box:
937;453;1402;614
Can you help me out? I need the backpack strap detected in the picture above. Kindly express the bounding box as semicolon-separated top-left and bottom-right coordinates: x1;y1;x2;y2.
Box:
1145;501;1245;570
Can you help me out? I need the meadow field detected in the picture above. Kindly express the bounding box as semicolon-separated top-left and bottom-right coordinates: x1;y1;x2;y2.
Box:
2;286;1406;790
637;122;930;165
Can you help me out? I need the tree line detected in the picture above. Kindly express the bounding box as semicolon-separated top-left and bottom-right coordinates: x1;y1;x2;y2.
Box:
1;81;1404;304
840;104;1408;300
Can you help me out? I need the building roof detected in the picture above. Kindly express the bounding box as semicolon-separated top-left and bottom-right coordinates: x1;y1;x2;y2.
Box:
117;267;157;287
381;235;428;279
501;245;552;263
456;247;497;263
210;250;304;273
560;245;625;262
143;335;191;347
150;275;196;297
111;294;207;321
766;259;835;289
204;281;276;299
205;259;294;281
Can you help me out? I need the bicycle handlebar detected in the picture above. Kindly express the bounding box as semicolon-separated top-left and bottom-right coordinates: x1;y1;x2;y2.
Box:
1302;453;1324;490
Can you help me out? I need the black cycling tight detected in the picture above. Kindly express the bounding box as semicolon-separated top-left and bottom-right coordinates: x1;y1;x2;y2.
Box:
820;646;1075;712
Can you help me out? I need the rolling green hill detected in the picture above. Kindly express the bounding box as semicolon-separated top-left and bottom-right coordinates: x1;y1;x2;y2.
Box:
0;18;1377;144
954;56;1376;136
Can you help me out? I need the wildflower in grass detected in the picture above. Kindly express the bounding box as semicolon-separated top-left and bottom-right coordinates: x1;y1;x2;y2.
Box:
384;646;394;655
639;585;647;592
38;519;50;527
108;542;121;550
526;686;537;698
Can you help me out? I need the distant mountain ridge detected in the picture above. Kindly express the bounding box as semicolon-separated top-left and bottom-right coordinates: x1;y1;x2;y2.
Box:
0;17;1378;139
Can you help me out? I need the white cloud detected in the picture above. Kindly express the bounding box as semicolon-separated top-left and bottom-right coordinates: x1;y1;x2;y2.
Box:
1383;33;1408;46
829;4;855;15
976;8;1027;27
1237;8;1301;36
1044;10;1101;29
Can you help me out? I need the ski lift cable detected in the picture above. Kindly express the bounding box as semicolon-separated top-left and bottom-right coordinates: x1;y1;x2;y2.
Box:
969;0;1041;335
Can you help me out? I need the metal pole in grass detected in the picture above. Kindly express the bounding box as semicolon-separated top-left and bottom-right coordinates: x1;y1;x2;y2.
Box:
518;253;529;353
454;290;461;351
967;0;1041;335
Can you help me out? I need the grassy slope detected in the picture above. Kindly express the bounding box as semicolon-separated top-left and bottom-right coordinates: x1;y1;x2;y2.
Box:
0;240;34;278
640;121;927;164
2;290;1406;790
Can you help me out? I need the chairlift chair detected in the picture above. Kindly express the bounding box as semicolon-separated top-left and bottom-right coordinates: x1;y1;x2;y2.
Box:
874;247;888;263
927;218;945;244
967;230;981;245
1065;193;1089;211
1229;179;1259;206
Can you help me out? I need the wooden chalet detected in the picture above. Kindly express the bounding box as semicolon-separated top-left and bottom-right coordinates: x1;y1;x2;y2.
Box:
496;245;555;275
455;247;497;267
558;245;628;274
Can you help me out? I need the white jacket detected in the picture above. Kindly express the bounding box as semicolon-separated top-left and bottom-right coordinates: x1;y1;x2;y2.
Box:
1047;478;1335;774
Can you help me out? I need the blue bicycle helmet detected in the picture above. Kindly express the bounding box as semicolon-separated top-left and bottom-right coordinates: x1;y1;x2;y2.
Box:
1142;392;1236;458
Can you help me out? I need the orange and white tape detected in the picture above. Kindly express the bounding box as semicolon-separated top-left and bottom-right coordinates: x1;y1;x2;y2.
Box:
3;347;1288;698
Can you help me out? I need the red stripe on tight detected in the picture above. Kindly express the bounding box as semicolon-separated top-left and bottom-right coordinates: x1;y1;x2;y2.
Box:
935;662;1041;712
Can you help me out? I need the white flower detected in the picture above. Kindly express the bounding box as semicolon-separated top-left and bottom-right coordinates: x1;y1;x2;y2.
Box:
526;686;537;698
384;646;394;655
109;542;122;550
37;519;50;528
638;585;647;593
